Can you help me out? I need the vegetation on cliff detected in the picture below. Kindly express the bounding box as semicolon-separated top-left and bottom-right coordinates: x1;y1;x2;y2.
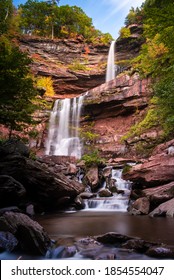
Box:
121;0;174;148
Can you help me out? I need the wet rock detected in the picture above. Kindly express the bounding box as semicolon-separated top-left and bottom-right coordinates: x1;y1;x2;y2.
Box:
130;197;150;215
122;239;154;252
66;163;78;175
102;166;112;178
0;211;51;255
149;198;174;217
85;166;99;190
142;182;174;205
0;175;26;208
26;204;35;216
79;192;96;199
146;245;174;258
96;232;131;244
74;195;85;210
98;188;113;197
0;231;18;252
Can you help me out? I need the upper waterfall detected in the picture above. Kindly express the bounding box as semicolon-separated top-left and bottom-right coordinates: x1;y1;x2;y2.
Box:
106;41;116;82
45;95;84;159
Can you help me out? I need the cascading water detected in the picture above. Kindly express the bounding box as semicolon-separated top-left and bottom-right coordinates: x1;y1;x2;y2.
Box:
83;168;131;212
106;40;116;82
45;95;84;159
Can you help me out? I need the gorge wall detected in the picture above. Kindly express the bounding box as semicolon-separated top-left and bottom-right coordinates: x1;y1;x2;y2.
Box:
19;36;109;96
82;74;151;159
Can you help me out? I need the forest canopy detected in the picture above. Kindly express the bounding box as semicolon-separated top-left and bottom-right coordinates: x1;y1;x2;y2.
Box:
17;0;113;43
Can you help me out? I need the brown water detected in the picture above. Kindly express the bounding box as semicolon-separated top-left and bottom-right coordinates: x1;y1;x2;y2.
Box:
1;211;174;260
37;211;174;245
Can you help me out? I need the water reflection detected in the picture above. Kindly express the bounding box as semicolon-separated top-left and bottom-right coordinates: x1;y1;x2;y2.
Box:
37;212;174;246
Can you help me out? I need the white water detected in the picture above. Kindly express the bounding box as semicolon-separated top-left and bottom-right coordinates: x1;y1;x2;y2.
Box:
106;40;116;82
84;168;131;212
45;96;84;158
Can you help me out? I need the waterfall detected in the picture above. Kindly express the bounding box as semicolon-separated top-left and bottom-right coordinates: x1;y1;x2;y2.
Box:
45;95;84;159
106;40;116;82
83;168;131;212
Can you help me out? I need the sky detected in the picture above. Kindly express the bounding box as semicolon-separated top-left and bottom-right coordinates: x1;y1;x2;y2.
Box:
13;0;145;39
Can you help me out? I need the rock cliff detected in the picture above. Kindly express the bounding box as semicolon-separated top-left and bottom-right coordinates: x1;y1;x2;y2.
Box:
82;73;151;158
19;36;109;95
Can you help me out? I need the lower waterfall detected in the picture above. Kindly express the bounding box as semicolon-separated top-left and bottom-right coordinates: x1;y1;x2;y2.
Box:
45;95;84;159
83;168;131;212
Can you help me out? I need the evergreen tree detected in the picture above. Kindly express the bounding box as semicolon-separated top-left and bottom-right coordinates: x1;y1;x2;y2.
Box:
0;36;37;136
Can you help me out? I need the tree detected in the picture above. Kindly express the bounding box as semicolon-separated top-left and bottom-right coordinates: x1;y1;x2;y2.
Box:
0;36;37;136
0;0;13;35
130;0;174;139
19;0;54;37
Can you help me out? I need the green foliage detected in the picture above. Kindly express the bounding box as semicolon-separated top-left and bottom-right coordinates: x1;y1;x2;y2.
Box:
68;59;88;71
0;0;13;35
0;35;37;135
124;7;143;26
18;1;113;42
124;0;174;143
121;106;160;141
81;149;105;167
119;27;131;38
81;130;99;143
153;68;174;137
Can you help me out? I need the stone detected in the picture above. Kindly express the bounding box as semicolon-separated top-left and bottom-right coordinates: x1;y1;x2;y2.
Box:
149;198;174;218
66;163;78;175
0;155;85;211
146;245;174;258
98;188;113;197
123;154;174;188
96;232;131;244
0;231;18;252
122;239;155;252
0;139;30;158
0;175;26;208
142;182;174;205
74;196;85;210
130;197;150;215
0;211;51;255
85;166;99;190
102;166;112;178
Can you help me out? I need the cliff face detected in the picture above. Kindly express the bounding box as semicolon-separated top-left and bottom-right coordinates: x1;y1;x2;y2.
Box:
82;74;151;158
19;37;109;96
17;33;147;158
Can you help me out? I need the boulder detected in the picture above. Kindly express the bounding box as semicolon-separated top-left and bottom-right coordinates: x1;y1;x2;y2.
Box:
149;198;174;218
123;154;174;188
146;245;174;258
0;155;85;210
0;175;26;208
0;139;30;158
0;231;18;252
102;166;112;178
122;238;154;253
96;232;131;244
0;211;51;255
98;188;113;197
142;182;174;205
85;166;99;190
130;197;150;215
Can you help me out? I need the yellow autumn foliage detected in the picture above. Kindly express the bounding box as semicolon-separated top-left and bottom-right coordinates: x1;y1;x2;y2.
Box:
36;76;55;97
